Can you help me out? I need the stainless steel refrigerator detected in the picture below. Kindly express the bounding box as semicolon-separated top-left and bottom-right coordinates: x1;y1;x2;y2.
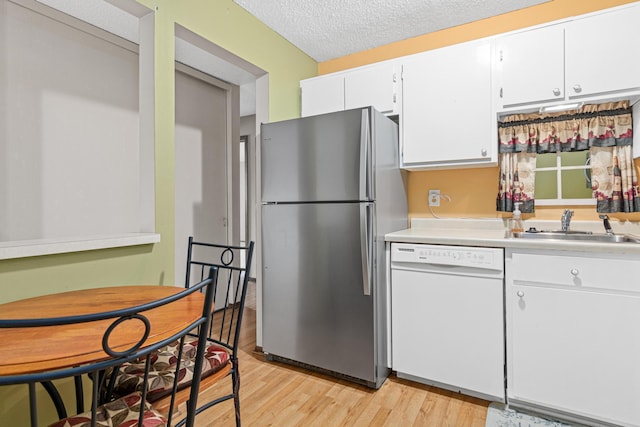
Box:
261;107;407;389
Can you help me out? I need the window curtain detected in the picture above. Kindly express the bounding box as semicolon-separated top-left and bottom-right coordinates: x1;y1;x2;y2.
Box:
496;101;639;213
497;152;536;213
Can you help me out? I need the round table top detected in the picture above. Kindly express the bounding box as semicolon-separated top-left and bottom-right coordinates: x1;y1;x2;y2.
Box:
0;285;205;376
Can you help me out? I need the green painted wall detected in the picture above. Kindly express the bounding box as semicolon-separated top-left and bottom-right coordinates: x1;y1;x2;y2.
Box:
0;0;316;304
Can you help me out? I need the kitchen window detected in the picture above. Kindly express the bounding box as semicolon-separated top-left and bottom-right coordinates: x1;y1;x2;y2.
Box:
534;151;594;206
497;101;638;213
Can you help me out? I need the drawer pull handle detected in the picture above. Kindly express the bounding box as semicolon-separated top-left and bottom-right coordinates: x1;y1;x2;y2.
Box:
570;268;579;276
517;291;524;298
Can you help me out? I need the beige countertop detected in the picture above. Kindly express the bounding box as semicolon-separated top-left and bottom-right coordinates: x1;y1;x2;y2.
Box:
385;218;640;254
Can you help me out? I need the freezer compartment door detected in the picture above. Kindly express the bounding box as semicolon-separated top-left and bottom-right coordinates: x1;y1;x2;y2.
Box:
261;108;372;203
262;202;377;383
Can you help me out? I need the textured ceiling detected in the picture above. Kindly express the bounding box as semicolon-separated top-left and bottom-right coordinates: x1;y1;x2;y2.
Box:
234;0;550;62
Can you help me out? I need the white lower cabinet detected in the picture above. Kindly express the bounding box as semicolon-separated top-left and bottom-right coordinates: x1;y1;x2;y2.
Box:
506;249;640;427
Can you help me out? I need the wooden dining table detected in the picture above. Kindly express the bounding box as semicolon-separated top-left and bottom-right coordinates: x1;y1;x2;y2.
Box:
0;285;205;377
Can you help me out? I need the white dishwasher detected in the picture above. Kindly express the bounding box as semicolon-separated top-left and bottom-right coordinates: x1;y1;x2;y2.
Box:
390;242;505;402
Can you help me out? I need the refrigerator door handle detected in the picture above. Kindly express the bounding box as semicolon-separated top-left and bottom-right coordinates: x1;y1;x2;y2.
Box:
359;109;371;201
360;203;373;296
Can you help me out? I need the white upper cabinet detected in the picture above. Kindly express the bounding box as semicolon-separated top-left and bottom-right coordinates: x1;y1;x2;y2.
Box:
496;25;565;107
300;60;398;117
565;4;640;99
300;74;344;117
401;39;495;169
496;2;640;110
344;63;398;114
300;3;640;167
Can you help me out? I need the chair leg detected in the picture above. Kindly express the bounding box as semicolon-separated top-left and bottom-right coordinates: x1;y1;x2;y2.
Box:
232;358;241;427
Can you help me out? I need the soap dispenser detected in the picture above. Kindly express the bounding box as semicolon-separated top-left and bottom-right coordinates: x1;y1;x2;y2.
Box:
511;202;524;235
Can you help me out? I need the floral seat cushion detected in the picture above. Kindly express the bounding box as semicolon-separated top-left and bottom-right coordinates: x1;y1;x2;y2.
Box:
48;392;166;427
106;338;230;402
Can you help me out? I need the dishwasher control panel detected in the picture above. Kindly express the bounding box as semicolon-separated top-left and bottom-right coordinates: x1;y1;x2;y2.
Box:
391;243;503;271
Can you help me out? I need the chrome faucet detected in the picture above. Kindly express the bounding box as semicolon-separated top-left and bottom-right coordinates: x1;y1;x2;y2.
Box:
561;209;573;232
599;214;613;235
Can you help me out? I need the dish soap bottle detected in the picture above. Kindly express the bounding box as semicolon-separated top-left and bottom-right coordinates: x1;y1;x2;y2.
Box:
511;202;524;235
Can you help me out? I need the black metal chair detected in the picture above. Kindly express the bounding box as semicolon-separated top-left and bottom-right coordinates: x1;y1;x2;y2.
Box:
181;238;254;426
108;238;254;426
0;268;218;427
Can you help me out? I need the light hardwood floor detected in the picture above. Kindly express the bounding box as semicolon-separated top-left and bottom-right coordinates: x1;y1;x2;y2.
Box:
195;282;490;426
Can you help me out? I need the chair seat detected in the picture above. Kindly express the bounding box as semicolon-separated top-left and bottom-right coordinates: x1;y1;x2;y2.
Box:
107;338;230;402
152;361;233;417
48;392;166;427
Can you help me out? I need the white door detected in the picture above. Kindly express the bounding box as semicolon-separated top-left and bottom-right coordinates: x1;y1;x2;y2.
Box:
174;69;228;286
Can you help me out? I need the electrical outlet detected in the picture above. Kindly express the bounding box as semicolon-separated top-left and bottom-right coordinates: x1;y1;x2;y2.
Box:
428;189;440;207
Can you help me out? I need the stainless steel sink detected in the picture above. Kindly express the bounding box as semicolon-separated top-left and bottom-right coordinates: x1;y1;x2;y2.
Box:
512;230;640;243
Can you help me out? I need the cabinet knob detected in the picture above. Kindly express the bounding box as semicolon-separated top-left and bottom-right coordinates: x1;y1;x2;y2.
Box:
573;84;582;93
517;291;525;298
481;148;487;157
570;268;579;276
552;88;561;96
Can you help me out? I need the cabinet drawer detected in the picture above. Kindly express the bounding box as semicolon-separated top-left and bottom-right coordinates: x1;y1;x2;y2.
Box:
509;252;640;293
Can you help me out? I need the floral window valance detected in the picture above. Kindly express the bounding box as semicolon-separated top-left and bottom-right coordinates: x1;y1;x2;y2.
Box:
496;101;639;213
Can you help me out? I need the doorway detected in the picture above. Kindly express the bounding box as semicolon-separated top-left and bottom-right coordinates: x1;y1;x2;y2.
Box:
174;65;231;286
174;23;268;346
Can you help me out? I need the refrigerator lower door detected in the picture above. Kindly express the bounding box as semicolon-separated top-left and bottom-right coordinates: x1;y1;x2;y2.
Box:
262;202;378;385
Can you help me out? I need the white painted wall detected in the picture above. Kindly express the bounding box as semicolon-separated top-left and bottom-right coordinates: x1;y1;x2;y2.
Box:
0;0;143;241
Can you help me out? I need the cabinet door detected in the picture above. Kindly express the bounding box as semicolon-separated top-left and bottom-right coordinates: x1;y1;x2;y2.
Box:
401;39;494;167
496;24;564;107
508;284;640;426
345;63;397;114
300;75;344;117
565;4;640;98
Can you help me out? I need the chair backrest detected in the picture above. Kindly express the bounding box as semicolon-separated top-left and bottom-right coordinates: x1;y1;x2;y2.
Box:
184;237;255;358
0;268;218;427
